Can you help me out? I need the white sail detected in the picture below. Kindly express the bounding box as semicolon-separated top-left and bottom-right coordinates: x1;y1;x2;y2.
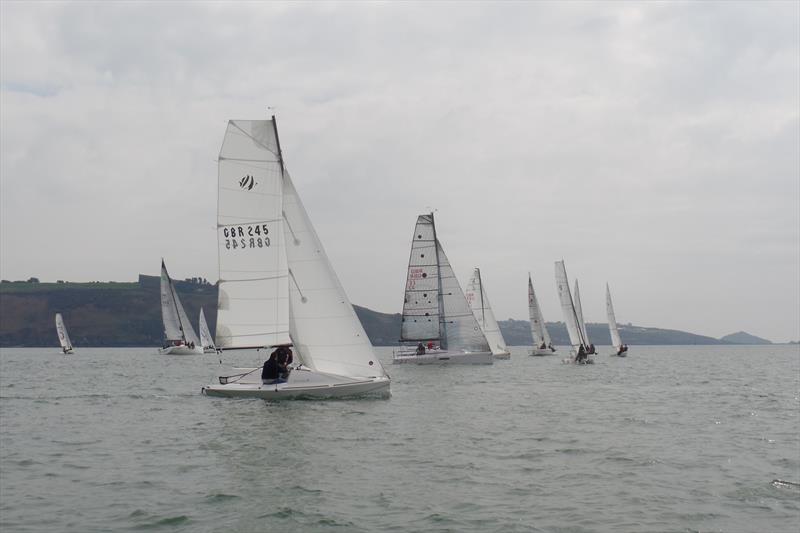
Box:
465;268;508;355
436;242;490;353
554;261;585;348
400;214;441;343
55;313;73;351
528;275;547;346
282;170;387;379
215;119;290;349
160;260;199;345
573;280;590;346
199;308;215;351
606;283;622;349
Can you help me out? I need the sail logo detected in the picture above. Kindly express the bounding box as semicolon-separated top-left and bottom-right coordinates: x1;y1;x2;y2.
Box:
239;174;257;190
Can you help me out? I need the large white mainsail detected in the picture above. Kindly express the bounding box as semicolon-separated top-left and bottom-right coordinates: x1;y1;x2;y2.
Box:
160;260;200;346
554;260;586;349
528;274;552;347
606;283;622;350
400;214;441;343
465;268;509;356
215;120;290;350
55;313;73;353
573;280;591;347
199;308;216;352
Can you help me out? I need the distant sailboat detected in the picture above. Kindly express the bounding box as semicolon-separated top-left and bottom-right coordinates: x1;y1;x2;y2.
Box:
55;313;74;354
198;308;217;353
528;274;556;356
158;259;203;355
606;283;628;357
554;261;593;364
202;115;390;399
465;268;511;359
573;280;595;354
393;213;493;365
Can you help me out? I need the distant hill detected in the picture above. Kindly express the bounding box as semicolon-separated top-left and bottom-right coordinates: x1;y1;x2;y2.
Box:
719;331;772;345
0;275;733;347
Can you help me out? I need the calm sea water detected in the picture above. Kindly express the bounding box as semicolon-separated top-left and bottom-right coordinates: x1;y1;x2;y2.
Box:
1;345;798;532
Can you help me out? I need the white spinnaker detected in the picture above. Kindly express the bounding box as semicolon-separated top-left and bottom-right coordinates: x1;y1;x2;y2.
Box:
528;275;546;346
400;214;440;343
161;261;187;342
199;308;215;350
606;284;622;349
216;119;290;349
465;268;508;355
573;280;590;346
283;171;386;379
437;243;490;353
55;313;72;350
554;261;584;348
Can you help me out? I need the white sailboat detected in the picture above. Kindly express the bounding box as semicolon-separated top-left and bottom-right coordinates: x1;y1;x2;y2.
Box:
198;308;217;353
465;268;511;359
606;283;628;357
54;313;74;354
393;213;493;365
202;116;390;399
158;259;203;355
528;274;556;356
573;279;596;354
554;260;593;364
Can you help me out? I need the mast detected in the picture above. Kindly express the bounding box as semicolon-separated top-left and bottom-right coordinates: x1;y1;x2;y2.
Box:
476;267;486;326
430;211;446;349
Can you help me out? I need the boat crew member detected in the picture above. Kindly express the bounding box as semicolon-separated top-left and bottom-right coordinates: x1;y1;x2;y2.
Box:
576;344;587;363
276;348;292;381
416;343;426;355
540;342;547;350
261;351;280;384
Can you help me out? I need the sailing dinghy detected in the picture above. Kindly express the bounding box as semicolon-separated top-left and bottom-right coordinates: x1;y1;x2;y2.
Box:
465;268;511;359
528;274;556;356
554;260;594;364
202;116;390;399
158;260;203;355
606;283;628;357
55;313;74;354
198;308;217;353
393;213;493;365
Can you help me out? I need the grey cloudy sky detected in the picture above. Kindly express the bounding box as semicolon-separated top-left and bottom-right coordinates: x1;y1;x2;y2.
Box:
1;1;798;342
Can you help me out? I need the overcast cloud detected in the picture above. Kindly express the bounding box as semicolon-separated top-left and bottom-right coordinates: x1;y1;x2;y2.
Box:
1;1;798;342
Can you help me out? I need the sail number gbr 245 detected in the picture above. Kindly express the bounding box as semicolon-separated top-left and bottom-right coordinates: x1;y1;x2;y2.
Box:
222;224;270;250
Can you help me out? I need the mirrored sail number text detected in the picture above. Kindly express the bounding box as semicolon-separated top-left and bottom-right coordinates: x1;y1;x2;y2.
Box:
223;224;271;250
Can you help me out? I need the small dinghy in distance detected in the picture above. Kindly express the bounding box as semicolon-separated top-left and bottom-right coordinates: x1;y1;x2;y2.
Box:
393;213;493;365
202;116;390;399
198;308;217;354
55;313;74;354
554;260;594;365
465;268;511;359
158;260;203;355
606;283;629;357
528;274;556;356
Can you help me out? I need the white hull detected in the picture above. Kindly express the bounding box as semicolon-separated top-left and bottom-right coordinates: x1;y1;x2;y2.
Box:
493;351;511;360
203;347;218;354
529;347;557;356
392;349;494;365
61;349;74;355
159;345;204;355
562;357;595;365
202;366;390;399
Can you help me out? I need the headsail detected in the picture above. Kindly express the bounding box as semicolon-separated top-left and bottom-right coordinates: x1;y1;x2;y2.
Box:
573;280;591;346
55;313;73;351
606;283;622;349
215;119;290;349
528;275;546;346
465;268;508;355
554;260;586;349
400;214;441;343
199;308;216;351
160;260;199;345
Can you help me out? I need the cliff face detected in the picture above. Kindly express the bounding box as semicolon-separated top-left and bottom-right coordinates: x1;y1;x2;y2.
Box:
1;276;730;347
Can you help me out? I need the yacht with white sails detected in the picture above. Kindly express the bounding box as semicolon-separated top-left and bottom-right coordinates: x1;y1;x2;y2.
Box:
198;308;217;353
55;313;74;354
465;268;511;359
606;283;628;357
554;260;594;364
158;260;203;355
528;274;556;356
202;116;390;399
393;213;493;365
